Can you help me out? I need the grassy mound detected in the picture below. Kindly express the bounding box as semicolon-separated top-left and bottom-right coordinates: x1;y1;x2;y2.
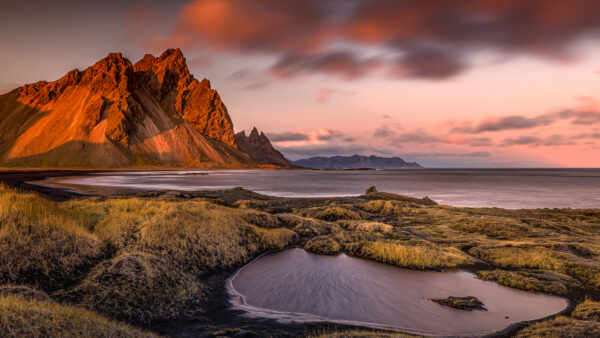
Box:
315;207;361;221
65;252;203;324
69;199;295;274
277;213;342;237
338;220;393;233
572;299;600;322
346;241;472;269
469;246;600;287
0;286;50;302
358;200;402;216
0;186;103;290
477;270;571;295
0;295;157;338
515;316;600;337
62;198;296;322
304;236;341;255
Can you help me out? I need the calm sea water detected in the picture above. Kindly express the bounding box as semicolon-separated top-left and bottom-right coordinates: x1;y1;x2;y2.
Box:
39;168;600;209
228;249;567;335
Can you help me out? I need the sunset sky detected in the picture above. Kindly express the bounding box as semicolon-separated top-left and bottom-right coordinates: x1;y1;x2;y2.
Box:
2;0;600;167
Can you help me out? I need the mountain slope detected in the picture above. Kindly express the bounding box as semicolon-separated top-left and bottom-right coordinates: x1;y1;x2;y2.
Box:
0;49;254;168
234;127;293;167
293;155;422;169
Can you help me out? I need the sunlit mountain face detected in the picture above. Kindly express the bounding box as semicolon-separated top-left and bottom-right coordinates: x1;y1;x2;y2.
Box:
2;0;600;167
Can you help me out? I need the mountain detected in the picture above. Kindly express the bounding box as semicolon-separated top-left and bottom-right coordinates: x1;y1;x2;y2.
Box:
235;127;293;167
293;155;422;169
0;48;255;168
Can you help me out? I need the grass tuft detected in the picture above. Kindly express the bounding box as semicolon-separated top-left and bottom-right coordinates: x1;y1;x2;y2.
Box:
346;241;472;269
0;185;103;290
316;207;361;221
0;295;157;338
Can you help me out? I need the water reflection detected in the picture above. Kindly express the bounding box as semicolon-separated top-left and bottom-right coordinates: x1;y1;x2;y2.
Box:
229;248;568;336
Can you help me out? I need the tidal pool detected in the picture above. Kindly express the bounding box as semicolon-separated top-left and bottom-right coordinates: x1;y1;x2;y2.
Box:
228;248;568;336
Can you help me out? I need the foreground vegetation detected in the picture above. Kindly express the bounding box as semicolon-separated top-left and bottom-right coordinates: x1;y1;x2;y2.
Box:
0;183;599;337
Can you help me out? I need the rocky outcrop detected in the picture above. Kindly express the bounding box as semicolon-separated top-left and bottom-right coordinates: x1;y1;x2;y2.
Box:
234;127;293;167
0;49;252;167
293;155;422;169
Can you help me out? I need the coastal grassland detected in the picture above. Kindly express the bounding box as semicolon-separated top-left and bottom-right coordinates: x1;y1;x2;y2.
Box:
308;328;414;337
572;299;600;321
515;316;600;337
0;295;157;338
60;197;296;323
515;299;600;337
477;270;573;295
1;184;600;337
0;186;104;290
345;240;473;269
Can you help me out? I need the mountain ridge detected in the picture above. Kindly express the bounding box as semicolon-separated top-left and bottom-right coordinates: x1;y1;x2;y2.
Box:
235;127;293;167
0;49;258;168
293;155;422;169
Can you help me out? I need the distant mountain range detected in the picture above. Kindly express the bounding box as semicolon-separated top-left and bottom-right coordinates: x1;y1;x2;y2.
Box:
293;155;422;169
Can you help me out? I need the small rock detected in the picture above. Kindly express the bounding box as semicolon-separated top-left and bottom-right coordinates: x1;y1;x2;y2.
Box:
432;296;486;311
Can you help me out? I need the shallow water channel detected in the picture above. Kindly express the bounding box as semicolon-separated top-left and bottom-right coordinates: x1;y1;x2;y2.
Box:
228;248;568;336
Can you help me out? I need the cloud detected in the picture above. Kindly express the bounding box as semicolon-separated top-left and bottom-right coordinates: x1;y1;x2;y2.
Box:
554;109;600;125
454;110;600;134
392;130;441;144
468;137;493;147
571;132;600;140
391;45;466;79
316;87;357;103
454;115;555;133
373;125;394;138
168;0;600;80
317;129;346;141
229;68;252;80
270;51;381;80
411;151;492;158
501;134;576;147
243;81;268;90
267;131;310;142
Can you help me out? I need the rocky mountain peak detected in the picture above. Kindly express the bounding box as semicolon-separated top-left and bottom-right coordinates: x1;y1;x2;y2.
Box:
234;127;292;167
0;48;248;167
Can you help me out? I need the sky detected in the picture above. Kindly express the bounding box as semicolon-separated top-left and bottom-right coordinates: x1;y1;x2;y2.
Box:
1;0;600;167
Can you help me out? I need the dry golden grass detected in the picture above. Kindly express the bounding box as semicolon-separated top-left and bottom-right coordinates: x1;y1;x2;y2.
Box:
345;240;473;269
0;295;158;338
338;220;393;234
315;206;361;221
304;236;342;255
515;316;600;337
64;252;204;323
277;213;342;237
1;184;600;336
307;329;413;338
0;185;103;290
61;197;296;322
0;285;50;302
572;299;600;322
67;198;296;274
358;200;401;216
477;270;570;295
469;246;600;287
